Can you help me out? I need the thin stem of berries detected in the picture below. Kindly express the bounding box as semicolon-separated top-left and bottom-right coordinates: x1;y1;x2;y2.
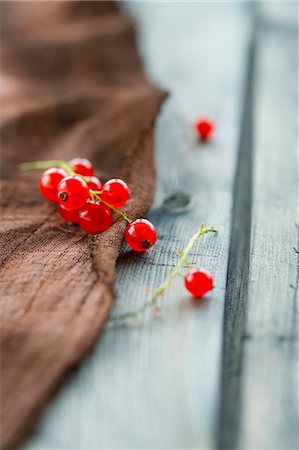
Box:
20;160;75;176
110;296;159;322
150;224;216;296
110;224;217;322
91;192;132;224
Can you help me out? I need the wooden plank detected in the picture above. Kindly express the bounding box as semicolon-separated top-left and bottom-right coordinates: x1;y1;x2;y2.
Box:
23;3;251;449
219;4;298;449
238;3;299;449
217;17;255;449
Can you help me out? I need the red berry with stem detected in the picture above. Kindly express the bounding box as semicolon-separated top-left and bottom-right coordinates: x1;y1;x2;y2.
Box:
184;269;213;298
58;204;80;223
194;119;214;141
39;168;68;203
79;200;113;234
69;158;94;176
125;218;157;252
57;176;89;210
101;178;129;208
86;176;102;191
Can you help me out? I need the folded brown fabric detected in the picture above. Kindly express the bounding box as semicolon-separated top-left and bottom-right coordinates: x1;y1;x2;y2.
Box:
0;2;166;448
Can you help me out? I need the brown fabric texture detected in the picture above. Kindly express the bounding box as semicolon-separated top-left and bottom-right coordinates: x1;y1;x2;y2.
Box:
0;2;166;448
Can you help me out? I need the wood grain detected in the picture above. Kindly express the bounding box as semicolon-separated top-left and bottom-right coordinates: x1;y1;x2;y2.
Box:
218;19;255;448
0;2;165;448
238;4;298;448
22;3;251;449
219;3;298;449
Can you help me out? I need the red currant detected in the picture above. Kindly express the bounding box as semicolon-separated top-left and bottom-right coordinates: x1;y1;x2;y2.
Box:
125;218;157;252
79;201;113;234
86;176;102;191
69;158;94;176
39;168;68;203
101;178;129;208
194;119;214;141
184;269;213;298
58;204;80;223
57;176;89;210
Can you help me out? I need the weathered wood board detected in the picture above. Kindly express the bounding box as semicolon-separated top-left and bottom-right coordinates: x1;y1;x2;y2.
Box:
20;2;298;449
219;3;299;449
23;2;250;449
237;3;298;449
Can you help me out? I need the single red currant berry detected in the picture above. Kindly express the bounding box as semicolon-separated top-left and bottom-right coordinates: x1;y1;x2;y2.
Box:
86;176;102;191
194;119;214;141
184;269;213;298
39;168;68;203
79;201;113;234
57;176;89;210
101;178;129;208
69;158;95;176
125;218;157;252
58;204;80;223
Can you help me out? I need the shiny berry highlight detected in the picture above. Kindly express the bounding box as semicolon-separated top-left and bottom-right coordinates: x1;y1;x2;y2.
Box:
57;176;89;210
86;176;102;191
125;218;157;252
69;158;94;176
79;201;113;234
101;178;129;208
39;168;68;203
184;268;213;298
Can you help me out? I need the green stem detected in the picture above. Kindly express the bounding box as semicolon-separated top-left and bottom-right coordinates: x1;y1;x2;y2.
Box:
19;160;74;176
92;192;132;224
109;296;158;322
152;224;216;296
110;224;217;322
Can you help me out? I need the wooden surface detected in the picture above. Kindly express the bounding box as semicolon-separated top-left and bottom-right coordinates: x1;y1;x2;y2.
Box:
237;4;298;449
9;1;299;449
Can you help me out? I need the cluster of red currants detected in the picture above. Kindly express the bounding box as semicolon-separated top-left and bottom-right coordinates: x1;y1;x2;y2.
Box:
38;158;157;252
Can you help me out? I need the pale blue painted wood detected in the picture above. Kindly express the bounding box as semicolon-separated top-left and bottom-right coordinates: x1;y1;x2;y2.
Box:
23;3;250;449
238;3;299;449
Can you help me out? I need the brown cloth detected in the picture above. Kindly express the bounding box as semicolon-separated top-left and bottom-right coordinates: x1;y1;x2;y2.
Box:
0;2;166;448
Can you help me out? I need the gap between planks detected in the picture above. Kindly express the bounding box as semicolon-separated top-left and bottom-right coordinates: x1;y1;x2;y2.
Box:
217;4;255;448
